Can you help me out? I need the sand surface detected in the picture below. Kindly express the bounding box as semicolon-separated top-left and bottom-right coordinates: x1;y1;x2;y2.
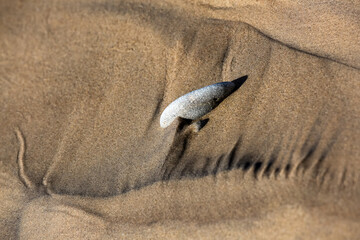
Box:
1;0;360;239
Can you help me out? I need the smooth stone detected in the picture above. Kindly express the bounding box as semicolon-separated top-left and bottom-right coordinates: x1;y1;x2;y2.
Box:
160;82;236;128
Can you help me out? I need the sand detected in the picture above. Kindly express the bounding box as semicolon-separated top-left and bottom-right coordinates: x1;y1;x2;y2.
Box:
1;0;359;239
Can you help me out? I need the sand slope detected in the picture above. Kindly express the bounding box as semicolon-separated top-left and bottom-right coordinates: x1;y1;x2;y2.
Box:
1;0;359;239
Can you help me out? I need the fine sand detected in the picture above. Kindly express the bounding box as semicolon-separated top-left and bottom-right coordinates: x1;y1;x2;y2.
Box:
1;0;360;239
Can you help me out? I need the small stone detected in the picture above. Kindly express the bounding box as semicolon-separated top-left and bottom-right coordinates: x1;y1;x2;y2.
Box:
160;82;236;128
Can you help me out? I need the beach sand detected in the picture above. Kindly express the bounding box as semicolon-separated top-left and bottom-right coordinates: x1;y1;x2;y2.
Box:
1;0;359;239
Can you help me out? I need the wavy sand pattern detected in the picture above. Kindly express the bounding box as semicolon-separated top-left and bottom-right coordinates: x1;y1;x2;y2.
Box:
1;0;359;239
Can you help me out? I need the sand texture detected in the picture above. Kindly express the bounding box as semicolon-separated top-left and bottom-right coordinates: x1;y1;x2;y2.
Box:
1;0;360;239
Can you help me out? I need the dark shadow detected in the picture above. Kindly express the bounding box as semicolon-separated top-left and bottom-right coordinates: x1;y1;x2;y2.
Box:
253;161;263;178
176;118;193;132
197;118;209;128
191;118;209;132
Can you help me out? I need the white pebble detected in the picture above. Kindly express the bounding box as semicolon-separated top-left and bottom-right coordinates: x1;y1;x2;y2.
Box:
160;82;236;128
